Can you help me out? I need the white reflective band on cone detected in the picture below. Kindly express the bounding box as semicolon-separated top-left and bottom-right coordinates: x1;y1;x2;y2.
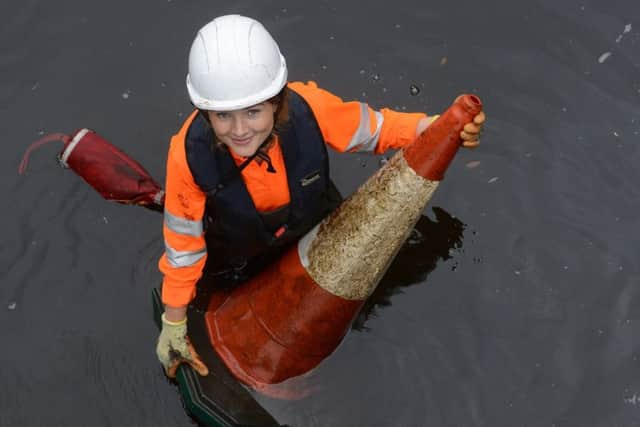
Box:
59;128;91;168
298;152;439;300
298;224;320;269
153;190;165;205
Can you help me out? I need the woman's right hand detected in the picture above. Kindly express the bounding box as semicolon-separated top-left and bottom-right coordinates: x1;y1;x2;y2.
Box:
156;310;209;378
460;111;485;149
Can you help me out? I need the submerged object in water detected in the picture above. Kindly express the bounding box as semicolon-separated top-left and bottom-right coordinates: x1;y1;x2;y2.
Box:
204;94;483;396
19;129;165;211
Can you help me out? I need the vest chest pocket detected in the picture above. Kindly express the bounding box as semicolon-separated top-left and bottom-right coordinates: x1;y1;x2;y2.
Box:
300;170;321;187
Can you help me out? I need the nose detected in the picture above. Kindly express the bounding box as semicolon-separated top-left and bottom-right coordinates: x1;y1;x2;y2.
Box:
231;116;249;137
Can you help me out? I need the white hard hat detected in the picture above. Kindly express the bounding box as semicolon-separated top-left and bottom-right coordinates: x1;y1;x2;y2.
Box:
186;15;288;111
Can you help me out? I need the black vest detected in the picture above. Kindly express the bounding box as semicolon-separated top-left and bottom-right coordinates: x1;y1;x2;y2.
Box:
184;90;341;282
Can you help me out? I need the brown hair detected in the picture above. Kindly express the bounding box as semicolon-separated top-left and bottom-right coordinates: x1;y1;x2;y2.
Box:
270;87;290;137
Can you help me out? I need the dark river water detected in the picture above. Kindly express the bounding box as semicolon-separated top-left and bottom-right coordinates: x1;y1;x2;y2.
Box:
2;0;639;426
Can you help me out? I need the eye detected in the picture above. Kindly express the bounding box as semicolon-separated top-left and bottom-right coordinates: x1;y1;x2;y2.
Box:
214;112;229;120
247;108;262;117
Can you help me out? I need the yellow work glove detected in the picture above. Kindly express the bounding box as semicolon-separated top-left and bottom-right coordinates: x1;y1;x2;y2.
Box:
156;313;209;378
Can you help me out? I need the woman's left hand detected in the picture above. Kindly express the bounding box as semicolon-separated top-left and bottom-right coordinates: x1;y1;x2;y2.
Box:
460;111;485;149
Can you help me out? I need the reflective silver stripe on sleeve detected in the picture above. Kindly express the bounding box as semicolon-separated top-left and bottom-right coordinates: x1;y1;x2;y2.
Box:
344;103;384;152
164;210;203;237
165;243;206;267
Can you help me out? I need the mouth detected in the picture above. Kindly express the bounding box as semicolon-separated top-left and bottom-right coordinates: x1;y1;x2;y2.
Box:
231;137;253;146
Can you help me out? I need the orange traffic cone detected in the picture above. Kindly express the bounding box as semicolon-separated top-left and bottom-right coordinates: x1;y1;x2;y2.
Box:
205;94;483;395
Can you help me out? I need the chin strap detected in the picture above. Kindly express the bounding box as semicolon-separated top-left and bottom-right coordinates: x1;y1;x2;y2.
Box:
236;135;277;174
255;150;276;173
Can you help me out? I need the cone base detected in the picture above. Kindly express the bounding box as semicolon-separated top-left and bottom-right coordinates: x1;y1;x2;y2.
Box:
204;248;363;396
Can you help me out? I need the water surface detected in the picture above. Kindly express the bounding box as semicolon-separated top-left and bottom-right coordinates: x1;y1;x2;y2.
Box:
1;1;639;426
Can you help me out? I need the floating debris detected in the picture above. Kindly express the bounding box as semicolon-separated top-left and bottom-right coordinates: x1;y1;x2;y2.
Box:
488;177;499;184
409;84;420;96
121;90;131;99
613;131;619;137
407;228;423;245
465;160;481;169
8;302;16;311
598;52;612;63
440;57;448;66
372;73;380;82
615;24;632;43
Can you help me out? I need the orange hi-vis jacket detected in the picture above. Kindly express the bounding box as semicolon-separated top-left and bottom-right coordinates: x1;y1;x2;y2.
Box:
159;81;428;307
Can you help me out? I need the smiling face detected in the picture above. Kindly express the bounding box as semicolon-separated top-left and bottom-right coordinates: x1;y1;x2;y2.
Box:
207;102;278;157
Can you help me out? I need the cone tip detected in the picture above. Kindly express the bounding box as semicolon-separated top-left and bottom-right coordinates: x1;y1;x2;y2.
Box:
459;94;483;113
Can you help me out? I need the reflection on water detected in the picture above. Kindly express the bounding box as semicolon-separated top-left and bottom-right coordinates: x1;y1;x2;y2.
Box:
353;207;465;331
